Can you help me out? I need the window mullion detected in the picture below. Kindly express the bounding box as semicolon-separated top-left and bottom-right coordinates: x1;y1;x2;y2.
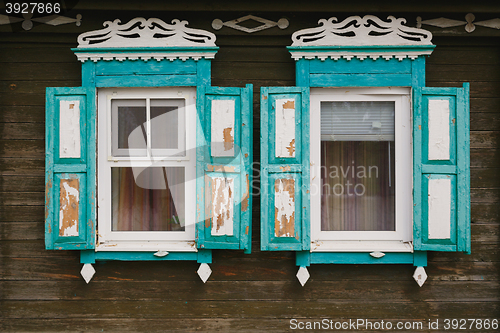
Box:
146;98;151;158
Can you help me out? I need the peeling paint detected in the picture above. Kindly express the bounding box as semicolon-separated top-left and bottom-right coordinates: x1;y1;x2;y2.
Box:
241;174;250;212
274;178;295;237
245;226;249;235
206;164;236;173
59;178;79;237
59;100;81;158
210;177;234;236
211;99;235;157
280;166;291;172
223;127;234;151
275;98;296;158
45;179;52;221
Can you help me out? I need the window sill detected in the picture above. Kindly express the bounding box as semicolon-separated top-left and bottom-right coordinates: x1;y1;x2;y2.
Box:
310;240;413;253
96;240;198;252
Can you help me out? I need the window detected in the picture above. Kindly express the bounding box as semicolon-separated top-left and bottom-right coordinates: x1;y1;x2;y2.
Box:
310;88;412;252
97;88;197;251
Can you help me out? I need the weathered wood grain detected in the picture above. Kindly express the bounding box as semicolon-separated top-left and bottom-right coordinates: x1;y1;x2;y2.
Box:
0;158;44;175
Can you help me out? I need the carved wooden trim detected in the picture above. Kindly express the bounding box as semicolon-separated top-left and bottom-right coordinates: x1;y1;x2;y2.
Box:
291;15;433;46
77;17;216;48
212;15;289;33
417;13;500;33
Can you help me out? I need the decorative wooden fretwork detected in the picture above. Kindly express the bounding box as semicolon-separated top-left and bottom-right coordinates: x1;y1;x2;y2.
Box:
417;13;500;33
212;15;289;33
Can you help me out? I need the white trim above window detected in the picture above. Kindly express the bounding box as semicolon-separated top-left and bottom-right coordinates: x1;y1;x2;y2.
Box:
310;87;412;252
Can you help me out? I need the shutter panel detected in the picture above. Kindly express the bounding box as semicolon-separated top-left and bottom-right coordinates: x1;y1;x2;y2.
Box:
413;83;470;253
260;87;310;251
196;85;253;253
45;87;96;250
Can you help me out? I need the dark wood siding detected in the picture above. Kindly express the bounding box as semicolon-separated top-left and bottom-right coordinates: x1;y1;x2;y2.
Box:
1;3;499;331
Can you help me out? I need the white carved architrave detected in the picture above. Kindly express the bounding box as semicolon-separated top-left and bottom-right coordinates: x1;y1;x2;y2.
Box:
74;17;217;62
289;15;434;61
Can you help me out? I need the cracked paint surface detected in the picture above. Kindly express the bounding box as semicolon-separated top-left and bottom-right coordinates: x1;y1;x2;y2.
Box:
275;98;296;158
59;100;81;158
211;99;235;157
274;178;295;237
428;99;450;161
210;177;234;236
59;178;79;237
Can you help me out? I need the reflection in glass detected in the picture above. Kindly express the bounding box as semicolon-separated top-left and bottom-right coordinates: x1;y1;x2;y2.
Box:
320;101;395;231
112;167;185;231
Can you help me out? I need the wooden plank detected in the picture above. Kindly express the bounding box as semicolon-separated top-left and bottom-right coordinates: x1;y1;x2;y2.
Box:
0;106;45;122
470;149;500;168
471;189;500;203
0;222;44;240
1;280;499;302
470;112;500;130
0;176;44;192
0;123;45;140
471;168;500;188
0;93;45;106
1;299;498;319
0;62;81;80
0;205;44;222
472;203;500;224
0;140;45;158
0;158;44;175
426;64;500;81
427;46;500;65
470;131;500;149
0;192;44;206
0;80;80;94
0;47;78;63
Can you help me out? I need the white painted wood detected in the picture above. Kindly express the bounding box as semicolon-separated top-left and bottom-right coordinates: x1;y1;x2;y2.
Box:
428;178;452;240
210;177;234;236
296;266;310;287
59;100;81;158
291;15;433;47
369;251;385;258
310;88;412;247
74;51;218;63
419;17;466;28
428;99;450;161
77;18;216;48
211;15;289;33
32;14;82;27
153;251;169;257
413;266;428;287
80;264;96;284
475;18;500;30
311;240;413;252
197;263;212;283
59;179;80;237
211;99;235;157
274;178;295;237
289;50;434;62
275;99;296;158
97;88;197;248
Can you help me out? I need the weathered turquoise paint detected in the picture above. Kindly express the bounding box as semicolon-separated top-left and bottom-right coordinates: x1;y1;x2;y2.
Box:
413;84;471;253
80;249;212;264
45;87;96;250
295;251;428;266
284;44;470;266
260;87;310;251
196;85;253;252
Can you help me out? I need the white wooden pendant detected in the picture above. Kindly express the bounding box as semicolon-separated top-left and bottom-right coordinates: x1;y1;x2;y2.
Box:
197;263;212;283
296;266;310;286
80;263;96;284
413;266;428;287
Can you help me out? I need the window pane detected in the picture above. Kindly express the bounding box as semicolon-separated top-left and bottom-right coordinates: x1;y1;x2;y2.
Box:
320;101;395;231
112;99;147;156
321;141;395;231
150;99;185;154
111;167;185;231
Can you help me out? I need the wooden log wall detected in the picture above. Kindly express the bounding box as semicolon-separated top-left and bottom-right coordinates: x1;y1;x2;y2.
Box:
1;3;499;332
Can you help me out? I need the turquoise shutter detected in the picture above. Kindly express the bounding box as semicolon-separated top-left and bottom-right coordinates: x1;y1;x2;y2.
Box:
45;87;96;250
413;83;470;253
260;87;310;251
196;85;253;253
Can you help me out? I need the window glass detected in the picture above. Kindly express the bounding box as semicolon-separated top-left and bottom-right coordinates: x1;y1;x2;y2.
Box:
320;101;395;231
112;99;147;156
111;167;185;231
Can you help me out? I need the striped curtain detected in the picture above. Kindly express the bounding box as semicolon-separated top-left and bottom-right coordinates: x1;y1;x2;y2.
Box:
112;167;185;231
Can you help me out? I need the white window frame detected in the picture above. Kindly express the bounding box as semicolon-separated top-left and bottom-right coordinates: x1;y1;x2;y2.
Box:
97;87;197;252
310;87;413;252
